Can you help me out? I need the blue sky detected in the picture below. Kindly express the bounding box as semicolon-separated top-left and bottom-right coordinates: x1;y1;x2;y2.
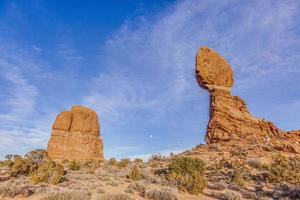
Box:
0;0;300;160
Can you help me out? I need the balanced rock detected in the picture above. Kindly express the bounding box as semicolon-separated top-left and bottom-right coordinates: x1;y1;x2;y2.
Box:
196;46;300;146
47;105;104;162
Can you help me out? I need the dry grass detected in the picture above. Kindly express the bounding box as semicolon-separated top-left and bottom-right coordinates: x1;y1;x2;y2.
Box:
99;193;135;200
0;179;34;198
41;189;91;200
220;191;242;200
144;188;178;200
127;181;147;195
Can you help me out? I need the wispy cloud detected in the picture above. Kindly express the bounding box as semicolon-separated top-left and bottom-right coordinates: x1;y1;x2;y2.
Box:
1;0;300;159
83;0;300;158
0;60;38;123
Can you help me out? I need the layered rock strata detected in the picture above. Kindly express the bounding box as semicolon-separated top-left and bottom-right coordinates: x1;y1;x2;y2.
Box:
47;105;103;162
196;46;300;148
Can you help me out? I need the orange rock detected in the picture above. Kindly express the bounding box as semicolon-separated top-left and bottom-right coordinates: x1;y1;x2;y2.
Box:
196;46;300;149
196;46;234;90
47;105;103;162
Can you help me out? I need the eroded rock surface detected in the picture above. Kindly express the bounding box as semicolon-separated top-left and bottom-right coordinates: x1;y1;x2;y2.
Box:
47;105;103;162
196;46;300;151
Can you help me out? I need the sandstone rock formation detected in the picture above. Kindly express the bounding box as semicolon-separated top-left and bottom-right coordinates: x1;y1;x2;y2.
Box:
47;105;103;162
196;46;300;149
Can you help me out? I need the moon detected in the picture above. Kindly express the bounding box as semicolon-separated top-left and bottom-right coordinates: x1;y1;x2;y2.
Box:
149;135;153;138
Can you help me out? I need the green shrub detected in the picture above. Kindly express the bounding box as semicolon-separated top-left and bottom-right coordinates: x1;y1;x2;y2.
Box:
232;170;245;186
230;159;251;186
128;165;142;181
167;157;206;195
117;158;131;168
69;161;80;171
168;157;205;176
30;161;64;185
109;158;117;166
269;154;300;184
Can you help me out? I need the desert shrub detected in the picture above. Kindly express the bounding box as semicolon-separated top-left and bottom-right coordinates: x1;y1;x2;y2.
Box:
134;158;143;163
246;158;262;169
230;146;248;158
232;170;245;186
69;161;80;171
149;154;165;162
220;191;242;200
167;157;206;195
41;189;91;200
117;158;131;168
6;149;49;177
30;161;64;185
268;154;300;184
25;149;48;162
208;182;226;190
148;154;165;168
100;193;135;200
25;149;49;173
127;181;147;195
83;160;102;169
176;173;206;195
149;162;159;168
168;157;205;176
145;188;178;200
128;165;142;181
4;154;13;160
9;157;31;177
109;158;117;166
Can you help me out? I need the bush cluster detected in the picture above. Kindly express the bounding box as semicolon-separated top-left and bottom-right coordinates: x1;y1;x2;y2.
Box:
127;181;147;195
269;154;300;184
117;158;131;168
128;165;142;181
30;161;64;185
108;158;117;166
3;149;64;185
68;161;80;171
167;157;206;195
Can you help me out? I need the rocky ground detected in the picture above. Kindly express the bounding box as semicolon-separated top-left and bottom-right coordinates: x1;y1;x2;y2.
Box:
0;144;299;200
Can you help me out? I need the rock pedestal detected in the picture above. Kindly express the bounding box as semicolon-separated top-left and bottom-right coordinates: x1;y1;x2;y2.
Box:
47;105;104;162
196;46;300;146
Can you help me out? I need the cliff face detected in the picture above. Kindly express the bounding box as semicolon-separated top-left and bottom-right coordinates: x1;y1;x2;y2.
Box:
47;105;103;162
196;46;300;151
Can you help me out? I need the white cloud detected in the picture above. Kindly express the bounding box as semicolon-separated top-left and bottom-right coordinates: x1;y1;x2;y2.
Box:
83;0;300;158
0;59;38;123
0;39;52;159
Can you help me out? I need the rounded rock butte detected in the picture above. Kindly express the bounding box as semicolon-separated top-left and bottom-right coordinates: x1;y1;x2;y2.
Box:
196;46;300;152
47;105;104;163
